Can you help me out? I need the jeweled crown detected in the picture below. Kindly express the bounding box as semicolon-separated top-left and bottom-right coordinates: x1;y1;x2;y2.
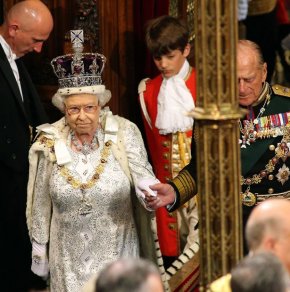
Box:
51;30;106;90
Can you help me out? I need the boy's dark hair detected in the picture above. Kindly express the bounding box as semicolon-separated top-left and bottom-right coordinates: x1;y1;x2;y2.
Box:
145;15;189;58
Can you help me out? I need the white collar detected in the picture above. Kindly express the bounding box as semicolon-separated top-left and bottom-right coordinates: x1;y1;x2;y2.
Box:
0;35;17;61
155;60;195;134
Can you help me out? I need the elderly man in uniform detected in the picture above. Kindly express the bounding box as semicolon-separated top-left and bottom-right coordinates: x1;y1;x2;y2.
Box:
145;40;290;246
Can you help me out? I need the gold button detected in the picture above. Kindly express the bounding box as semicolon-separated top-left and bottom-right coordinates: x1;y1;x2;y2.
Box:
162;141;170;147
268;174;274;181
165;177;171;182
164;164;169;170
168;223;176;230
163;152;169;159
269;145;275;151
168;212;173;217
268;188;274;194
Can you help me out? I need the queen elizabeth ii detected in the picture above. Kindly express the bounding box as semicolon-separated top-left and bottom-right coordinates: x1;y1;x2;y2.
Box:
26;30;167;292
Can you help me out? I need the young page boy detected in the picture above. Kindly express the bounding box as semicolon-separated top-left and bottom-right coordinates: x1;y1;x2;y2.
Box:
138;15;199;290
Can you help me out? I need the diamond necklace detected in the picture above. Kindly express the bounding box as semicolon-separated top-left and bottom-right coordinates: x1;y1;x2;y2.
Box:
71;130;99;155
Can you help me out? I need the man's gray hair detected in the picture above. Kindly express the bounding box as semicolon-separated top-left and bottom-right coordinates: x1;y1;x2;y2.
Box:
245;216;281;251
95;258;162;292
238;39;265;68
231;252;289;292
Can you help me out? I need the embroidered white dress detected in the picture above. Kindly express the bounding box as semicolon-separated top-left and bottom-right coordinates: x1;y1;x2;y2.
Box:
30;119;155;292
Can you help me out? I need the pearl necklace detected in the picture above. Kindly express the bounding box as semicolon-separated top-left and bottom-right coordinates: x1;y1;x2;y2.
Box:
71;131;98;155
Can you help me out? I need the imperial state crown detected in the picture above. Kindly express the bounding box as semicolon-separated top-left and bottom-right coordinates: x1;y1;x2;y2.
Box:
51;30;106;92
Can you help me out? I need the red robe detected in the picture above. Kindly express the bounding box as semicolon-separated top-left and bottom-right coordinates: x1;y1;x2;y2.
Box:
138;68;197;256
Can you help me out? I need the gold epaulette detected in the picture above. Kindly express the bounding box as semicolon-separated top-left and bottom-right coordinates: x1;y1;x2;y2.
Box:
248;0;276;16
272;84;290;98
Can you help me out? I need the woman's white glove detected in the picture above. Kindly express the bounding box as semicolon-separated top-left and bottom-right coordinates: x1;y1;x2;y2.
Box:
31;240;49;278
135;177;160;211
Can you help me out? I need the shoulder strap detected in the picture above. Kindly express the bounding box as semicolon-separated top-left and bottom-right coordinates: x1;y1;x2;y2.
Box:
272;84;290;98
138;78;152;129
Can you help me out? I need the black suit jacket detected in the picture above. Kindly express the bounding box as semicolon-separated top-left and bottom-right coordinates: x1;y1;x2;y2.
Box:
0;43;48;289
0;45;47;172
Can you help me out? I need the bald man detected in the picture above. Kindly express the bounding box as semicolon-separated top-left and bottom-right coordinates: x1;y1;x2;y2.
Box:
246;198;290;273
0;1;53;291
211;198;290;291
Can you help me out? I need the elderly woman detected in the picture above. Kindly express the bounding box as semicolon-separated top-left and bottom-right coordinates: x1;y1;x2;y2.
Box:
26;31;167;292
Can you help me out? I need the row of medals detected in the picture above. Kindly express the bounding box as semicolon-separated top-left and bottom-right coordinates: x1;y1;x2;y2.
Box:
240;115;289;207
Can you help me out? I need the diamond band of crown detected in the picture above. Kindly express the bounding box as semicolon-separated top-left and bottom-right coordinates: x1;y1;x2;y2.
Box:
51;29;106;90
56;64;103;89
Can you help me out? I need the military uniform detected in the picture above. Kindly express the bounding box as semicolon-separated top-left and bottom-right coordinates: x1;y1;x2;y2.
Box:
170;82;290;228
240;83;290;225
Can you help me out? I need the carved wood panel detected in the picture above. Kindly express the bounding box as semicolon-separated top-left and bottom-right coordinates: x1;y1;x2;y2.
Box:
97;0;135;119
193;0;243;288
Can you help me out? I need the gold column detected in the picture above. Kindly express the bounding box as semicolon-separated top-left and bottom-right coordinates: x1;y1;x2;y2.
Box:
192;1;244;289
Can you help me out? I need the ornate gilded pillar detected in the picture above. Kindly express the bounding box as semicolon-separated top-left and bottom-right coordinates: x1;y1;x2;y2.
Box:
192;1;244;289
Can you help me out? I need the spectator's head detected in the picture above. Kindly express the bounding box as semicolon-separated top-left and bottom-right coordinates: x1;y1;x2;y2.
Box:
237;40;267;107
246;199;290;273
95;258;164;292
231;251;289;292
2;0;53;57
145;15;190;78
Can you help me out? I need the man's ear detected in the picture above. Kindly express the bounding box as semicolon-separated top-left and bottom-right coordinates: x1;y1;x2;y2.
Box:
8;24;19;37
262;236;276;251
262;62;267;83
